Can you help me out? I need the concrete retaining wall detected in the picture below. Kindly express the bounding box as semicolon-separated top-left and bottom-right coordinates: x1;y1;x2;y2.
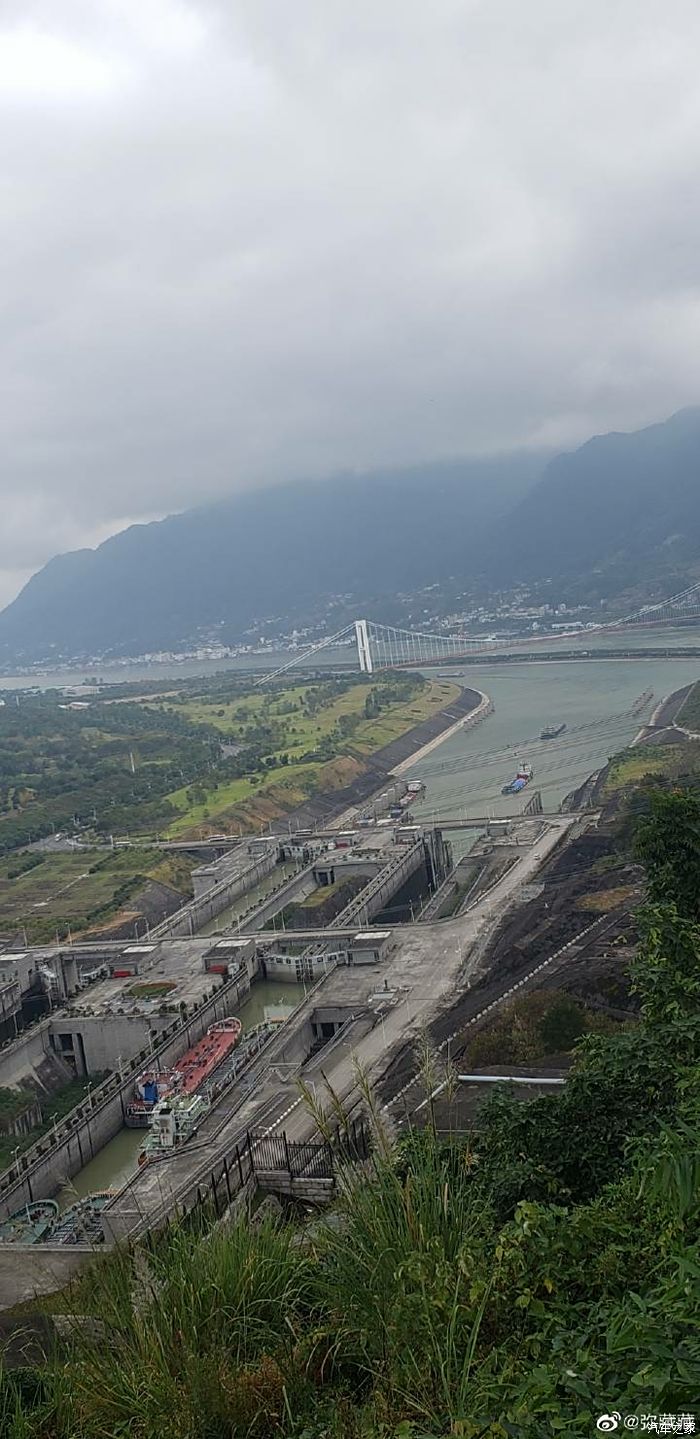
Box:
331;840;424;928
237;864;316;931
49;1013;170;1077
151;850;278;939
0;1023;52;1089
0;1243;92;1312
255;1172;335;1202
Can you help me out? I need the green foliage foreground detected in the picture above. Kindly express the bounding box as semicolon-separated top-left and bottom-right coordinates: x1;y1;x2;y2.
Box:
3;795;700;1437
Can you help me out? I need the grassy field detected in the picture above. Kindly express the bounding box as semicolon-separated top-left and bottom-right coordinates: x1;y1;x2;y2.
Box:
161;679;459;836
350;680;459;752
298;880;343;910
0;847;195;943
164;761;324;836
128;981;176;999
166;679;458;760
602;747;679;793
0;675;459;934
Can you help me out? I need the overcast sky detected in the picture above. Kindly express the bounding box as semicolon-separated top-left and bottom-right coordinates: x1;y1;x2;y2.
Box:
2;1;700;608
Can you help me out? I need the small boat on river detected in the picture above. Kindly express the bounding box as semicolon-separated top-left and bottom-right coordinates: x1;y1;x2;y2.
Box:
501;762;533;796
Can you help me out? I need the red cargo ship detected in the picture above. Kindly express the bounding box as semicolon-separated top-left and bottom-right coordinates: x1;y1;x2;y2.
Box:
134;1017;242;1105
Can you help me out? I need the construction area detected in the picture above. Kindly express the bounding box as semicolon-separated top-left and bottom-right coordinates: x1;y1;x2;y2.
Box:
0;772;601;1307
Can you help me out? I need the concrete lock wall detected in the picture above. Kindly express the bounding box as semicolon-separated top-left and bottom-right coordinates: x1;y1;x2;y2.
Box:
48;1013;169;1077
241;866;320;931
0;1243;93;1311
0;979;21;1031
311;1006;355;1040
153;850;278;938
0;970;251;1221
263;951;341;983
334;840;424;928
313;858;380;888
0;1022;53;1090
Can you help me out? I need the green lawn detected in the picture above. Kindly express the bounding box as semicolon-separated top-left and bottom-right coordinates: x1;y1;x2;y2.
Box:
164;762;324;836
168;685;309;736
346;680;459;754
128;981;177;999
298;881;343;909
164;680;459;764
167;775;257;818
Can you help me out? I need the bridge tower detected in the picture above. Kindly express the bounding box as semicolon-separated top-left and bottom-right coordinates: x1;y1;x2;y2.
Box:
354;619;374;673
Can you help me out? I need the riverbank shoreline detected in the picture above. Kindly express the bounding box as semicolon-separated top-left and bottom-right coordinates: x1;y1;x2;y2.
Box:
389;690;492;776
631;681;696;746
266;682;483;834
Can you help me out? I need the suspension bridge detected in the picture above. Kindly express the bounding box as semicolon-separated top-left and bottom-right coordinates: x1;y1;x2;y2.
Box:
257;579;700;681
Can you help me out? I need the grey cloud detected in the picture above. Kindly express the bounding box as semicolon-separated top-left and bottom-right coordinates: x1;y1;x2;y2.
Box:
1;0;700;604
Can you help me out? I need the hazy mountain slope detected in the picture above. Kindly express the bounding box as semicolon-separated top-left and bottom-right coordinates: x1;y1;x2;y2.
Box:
4;409;699;664
488;408;700;593
0;454;542;661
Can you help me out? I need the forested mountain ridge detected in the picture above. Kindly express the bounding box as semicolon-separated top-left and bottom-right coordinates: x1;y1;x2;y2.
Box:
490;406;700;598
2;407;700;661
0;454;542;661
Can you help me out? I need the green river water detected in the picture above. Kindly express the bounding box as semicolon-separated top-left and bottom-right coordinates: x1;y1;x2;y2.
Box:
199;861;299;936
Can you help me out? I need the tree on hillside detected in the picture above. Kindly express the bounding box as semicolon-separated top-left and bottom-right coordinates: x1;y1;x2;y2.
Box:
632;903;700;1027
634;789;700;920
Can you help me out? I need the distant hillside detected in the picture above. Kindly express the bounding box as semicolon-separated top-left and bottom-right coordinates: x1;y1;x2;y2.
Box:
2;409;700;663
0;455;541;662
488;408;700;601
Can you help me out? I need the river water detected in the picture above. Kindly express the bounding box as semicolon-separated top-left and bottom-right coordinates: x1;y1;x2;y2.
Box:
2;620;700;693
0;646;355;692
408;645;700;819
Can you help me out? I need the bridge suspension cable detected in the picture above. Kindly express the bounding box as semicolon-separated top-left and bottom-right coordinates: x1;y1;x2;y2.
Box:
253;624;355;685
356;582;700;670
250;577;700;685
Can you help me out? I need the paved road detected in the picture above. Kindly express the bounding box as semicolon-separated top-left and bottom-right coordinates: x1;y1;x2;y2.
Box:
273;816;579;1133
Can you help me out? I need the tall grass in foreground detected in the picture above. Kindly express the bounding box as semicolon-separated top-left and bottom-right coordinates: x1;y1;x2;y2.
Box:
0;1220;319;1439
0;1041;508;1439
0;1122;502;1438
312;1132;494;1426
